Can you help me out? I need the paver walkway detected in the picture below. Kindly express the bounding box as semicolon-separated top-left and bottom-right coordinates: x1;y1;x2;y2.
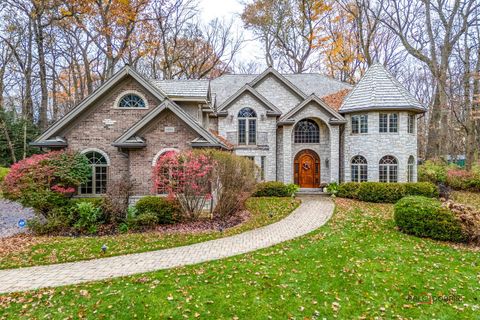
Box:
0;196;333;294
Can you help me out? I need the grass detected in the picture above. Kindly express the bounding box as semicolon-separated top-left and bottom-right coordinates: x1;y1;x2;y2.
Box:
0;197;300;270
1;198;478;319
452;191;480;210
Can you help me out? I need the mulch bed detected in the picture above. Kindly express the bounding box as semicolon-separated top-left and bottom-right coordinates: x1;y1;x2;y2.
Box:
154;209;251;234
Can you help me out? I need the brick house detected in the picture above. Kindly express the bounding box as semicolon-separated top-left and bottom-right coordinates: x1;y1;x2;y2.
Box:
32;63;425;200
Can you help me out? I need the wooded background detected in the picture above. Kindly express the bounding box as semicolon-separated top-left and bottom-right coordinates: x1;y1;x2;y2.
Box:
0;0;478;168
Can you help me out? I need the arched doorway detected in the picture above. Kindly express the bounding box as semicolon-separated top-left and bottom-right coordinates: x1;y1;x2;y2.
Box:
294;149;320;188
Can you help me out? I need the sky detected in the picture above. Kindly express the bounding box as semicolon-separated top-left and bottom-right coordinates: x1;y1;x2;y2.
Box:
198;0;266;68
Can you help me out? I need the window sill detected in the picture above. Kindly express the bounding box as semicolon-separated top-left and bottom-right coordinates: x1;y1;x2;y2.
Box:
74;194;104;198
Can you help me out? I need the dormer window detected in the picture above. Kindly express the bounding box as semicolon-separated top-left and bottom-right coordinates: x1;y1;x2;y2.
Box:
117;93;146;108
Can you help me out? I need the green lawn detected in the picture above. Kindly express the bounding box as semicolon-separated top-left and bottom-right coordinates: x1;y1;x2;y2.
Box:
1;198;478;319
0;197;299;270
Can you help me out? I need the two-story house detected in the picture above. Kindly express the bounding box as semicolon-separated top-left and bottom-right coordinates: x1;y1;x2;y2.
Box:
33;63;426;201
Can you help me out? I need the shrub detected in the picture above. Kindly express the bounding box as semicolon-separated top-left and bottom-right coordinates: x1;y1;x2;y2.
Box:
135;196;179;224
337;182;438;203
207;150;257;218
404;182;439;198
71;202;102;234
337;182;360;199
357;182;406;203
446;169;480;192
152;151;215;219
1;151;90;214
326;182;339;195
253;181;297;197
394;196;466;242
418;160;447;184
126;206;158;230
27;208;70;235
101;178;132;223
442;200;480;244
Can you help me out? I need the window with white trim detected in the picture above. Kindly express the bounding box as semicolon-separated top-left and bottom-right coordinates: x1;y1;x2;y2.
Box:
80;151;108;195
351;114;368;134
351;155;368;182
238;108;257;145
379;113;398;133
408;114;416;134
379;155;398;183
118;93;146;108
407;155;415;182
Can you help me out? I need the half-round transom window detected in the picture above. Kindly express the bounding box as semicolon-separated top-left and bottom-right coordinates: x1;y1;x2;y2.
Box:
238;107;257;118
118;94;146;108
294;119;320;143
379;155;398;183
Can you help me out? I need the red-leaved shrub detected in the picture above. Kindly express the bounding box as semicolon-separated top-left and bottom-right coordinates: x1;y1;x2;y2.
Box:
152;151;216;219
1;151;91;214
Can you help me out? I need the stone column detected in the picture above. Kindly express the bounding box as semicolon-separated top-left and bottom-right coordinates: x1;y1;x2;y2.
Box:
283;125;293;184
329;125;340;182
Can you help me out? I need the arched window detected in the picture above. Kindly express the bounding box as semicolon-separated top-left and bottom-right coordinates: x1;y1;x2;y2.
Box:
294;119;320;143
118;93;146;108
238;107;256;145
407;155;415;182
351;155;368;182
80;150;109;194
379;155;398;183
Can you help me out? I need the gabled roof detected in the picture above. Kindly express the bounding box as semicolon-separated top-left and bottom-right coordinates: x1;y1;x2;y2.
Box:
150;79;210;101
34;66;167;144
210;71;351;106
339;63;426;113
216;84;282;115
248;67;307;100
279;94;346;125
112;100;228;149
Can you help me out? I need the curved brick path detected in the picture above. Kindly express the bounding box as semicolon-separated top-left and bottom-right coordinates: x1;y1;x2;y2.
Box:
0;196;333;294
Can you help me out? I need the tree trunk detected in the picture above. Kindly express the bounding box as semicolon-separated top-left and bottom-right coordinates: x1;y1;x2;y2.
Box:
33;14;49;130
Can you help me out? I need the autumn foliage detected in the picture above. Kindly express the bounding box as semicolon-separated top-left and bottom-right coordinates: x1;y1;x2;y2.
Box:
152;150;257;220
152;151;216;219
1;151;91;214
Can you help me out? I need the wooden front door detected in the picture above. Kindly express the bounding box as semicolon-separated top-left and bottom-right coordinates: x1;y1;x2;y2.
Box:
294;150;320;188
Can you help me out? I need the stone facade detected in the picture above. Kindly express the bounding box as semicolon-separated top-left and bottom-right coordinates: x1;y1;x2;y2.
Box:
36;65;424;200
343;111;418;183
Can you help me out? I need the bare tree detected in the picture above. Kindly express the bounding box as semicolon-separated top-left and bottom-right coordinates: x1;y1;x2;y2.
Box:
242;0;329;73
376;0;480;159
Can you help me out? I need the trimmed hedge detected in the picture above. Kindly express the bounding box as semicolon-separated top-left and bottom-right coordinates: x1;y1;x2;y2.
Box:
252;181;298;197
337;182;438;203
394;196;466;242
135;196;179;224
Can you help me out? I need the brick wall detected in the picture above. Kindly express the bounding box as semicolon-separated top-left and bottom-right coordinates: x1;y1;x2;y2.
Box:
64;76;161;188
129;110;198;195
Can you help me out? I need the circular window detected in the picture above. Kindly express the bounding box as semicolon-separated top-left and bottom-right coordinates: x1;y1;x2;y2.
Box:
118;93;146;108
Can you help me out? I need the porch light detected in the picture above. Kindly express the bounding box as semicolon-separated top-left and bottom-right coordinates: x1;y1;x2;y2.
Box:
326;158;330;168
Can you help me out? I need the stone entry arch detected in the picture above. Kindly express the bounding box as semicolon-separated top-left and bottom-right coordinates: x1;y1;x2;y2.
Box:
294;149;320;188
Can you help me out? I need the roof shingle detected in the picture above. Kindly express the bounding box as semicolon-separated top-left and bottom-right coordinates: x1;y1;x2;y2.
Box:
150;79;210;99
339;63;425;113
